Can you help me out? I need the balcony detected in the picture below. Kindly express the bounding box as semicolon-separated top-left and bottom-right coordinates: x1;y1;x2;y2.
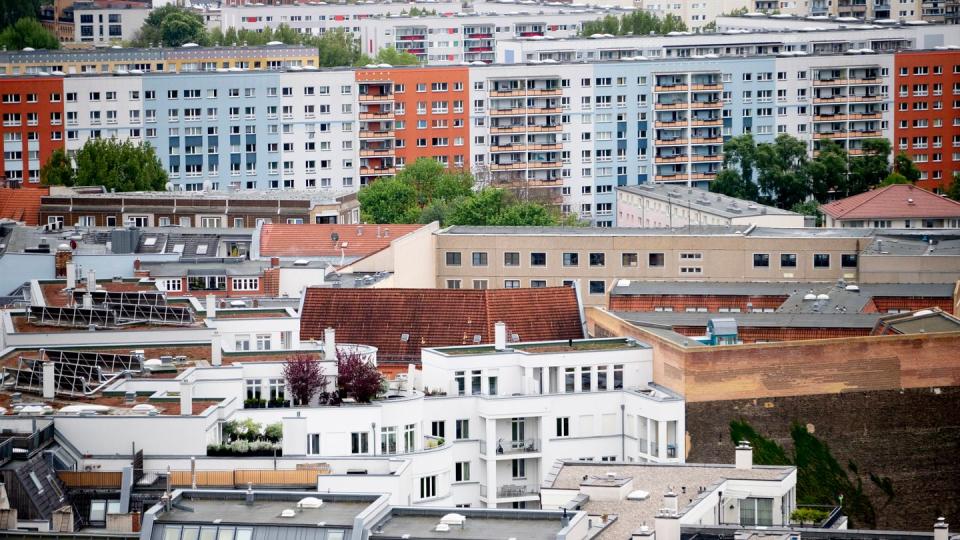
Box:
479;438;540;456
655;120;688;128
691;83;722;91
691;137;723;144
490;88;526;97
813;132;849;139
360;111;393;120
691;172;718;180
526;161;562;169
527;106;562;115
490;162;527;171
360;167;396;176
655;84;689;92
528;88;562;96
490;143;561;152
655;155;688;164
813;78;848;86
814;114;849;122
848;130;882;138
692;154;723;161
359;93;393;102
655;101;689;110
359;130;395;139
690;100;722;109
692;118;722;126
656;138;689;146
360;149;394;157
490;108;527;116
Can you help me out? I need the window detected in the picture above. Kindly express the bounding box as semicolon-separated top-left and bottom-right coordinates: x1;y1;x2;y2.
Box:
381;426;397;455
488;375;498;395
256;334;272;351
454;371;465;395
351;432;369;454
268;378;284;402
504;252;520;266
471;370;481;395
556;417;570;437
589;280;605;295
511;459;526;479
589;252;605;267
431;420;445;439
613;364;623;389
780;253;797;267
231;278;259;291
813;253;830;268
307;433;321;455
562;252;579;266
236;335;251;352
841;254;858;268
472;252;488;266
753;253;770;267
456;419;469;440
445;251;461;266
740;497;773;526
530;252;547;266
649;253;665;267
531;280;546;288
622;253;638;267
420;475;437;499
455;461;470;482
404;424;416;453
188;275;225;291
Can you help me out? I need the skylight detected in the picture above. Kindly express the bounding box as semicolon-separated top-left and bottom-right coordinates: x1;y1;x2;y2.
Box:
196;245;209;255
143;237;157;246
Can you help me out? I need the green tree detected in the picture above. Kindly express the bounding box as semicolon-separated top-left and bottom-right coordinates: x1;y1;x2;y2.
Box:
40;148;74;187
1;0;41;29
357;177;420;223
395;158;472;209
848;138;891;194
790;200;822;226
580;11;686;36
754;134;810;209
366;46;420;66
879;172;910;186
806;140;848;202
316;28;362;67
709;169;759;201
132;5;206;47
710;134;760;201
892;152;921;183
72;138;168;192
492;201;556;226
0;17;59;50
446;188;509;226
945;173;960;202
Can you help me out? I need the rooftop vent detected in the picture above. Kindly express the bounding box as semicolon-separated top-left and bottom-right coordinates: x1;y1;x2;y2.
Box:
803;293;817;301
297;497;324;509
817;293;830;300
627;490;651;501
280;509;296;518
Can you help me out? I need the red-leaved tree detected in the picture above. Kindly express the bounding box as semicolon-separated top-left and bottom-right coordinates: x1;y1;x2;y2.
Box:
282;353;327;406
337;348;383;403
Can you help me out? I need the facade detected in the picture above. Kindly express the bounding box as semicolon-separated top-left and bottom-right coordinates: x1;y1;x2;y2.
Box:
616;185;807;228
635;0;753;31
71;6;150;44
894;49;960;190
0;45;320;76
1;78;65;186
820;183;960;227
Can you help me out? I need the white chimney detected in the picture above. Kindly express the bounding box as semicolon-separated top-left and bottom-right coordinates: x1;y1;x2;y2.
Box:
179;378;194;416
206;294;217;319
663;490;678;513
65;262;76;289
42;361;56;399
324;327;337;361
211;332;222;367
82;293;93;309
86;269;96;290
494;321;507;351
631;524;655;540
934;518;949;540
654;510;680;540
735;441;753;470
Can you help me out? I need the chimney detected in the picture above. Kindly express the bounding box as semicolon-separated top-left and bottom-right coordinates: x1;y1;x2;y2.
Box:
211;331;222;367
86;269;96;290
494;321;507;351
42;362;56;399
206;294;217;319
245;483;255;505
324;327;337;361
179;378;194;416
631;524;655;540
663;490;678;513
65;262;76;289
934;518;949;540
735;441;753;470
654;510;680;540
82;293;93;309
270;257;280;268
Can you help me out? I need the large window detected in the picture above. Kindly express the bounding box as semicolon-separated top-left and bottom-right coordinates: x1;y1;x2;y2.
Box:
420;475;437;499
381;426;397;455
622;253;638;267
268;378;284;401
454;371;465;395
351;432;369;454
307;433;320;455
530;252;547;266
235;335;251;351
256;334;272;351
188;275;225;290
740;497;773;526
244;379;261;401
589;252;605;267
589;280;606;295
403;423;416;453
231;278;259;291
565;368;575;392
431;420;445;438
511;458;525;479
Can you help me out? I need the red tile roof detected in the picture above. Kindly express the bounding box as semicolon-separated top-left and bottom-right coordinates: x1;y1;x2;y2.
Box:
300;287;585;361
259;223;425;258
0;187;48;226
820;184;960;220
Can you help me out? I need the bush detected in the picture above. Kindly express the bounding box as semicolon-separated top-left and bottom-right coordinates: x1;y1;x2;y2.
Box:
244;398;266;409
264;422;283;443
791;507;829;525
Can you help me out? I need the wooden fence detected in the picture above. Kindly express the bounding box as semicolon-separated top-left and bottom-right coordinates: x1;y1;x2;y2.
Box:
58;471;123;488
170;468;328;488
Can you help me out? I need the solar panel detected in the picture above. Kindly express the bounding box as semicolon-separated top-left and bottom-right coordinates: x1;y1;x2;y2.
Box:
3;365;95;397
41;349;143;373
28;305;117;328
72;290;167;307
104;302;194;325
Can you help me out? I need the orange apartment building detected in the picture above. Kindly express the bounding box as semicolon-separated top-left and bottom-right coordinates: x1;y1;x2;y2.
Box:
355;67;470;185
1;77;66;187
894;50;960;192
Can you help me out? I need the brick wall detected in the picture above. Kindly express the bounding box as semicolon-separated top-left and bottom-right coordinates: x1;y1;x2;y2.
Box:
685;387;960;531
587;308;960;402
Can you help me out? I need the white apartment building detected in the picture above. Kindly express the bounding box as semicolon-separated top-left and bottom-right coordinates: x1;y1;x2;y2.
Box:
27;329;684;510
635;0;753;31
72;6;151;44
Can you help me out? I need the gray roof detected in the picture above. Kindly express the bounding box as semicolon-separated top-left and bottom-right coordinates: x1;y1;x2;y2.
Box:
610;280;954;298
371;508;571;540
154;497;370;528
139;260;269;278
0;44;316;65
439;225;877;238
863;235;960;257
617;185;798;219
47;188;355;205
614;311;884;329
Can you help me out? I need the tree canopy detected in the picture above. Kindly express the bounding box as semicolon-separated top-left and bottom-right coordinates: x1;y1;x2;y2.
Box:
0;17;59;50
1;0;41;30
711;133;907;210
580;11;686;36
132;5;207;47
42;138;168;192
357;158;576;226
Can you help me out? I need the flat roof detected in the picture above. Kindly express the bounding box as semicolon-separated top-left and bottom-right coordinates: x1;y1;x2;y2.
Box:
371;508;572;540
0;44;316;63
610;281;954;298
614;310;883;329
863;236;960;257
617;185;798;219
548;461;793;540
155;496;370;528
430;337;646;355
439;225;875;238
43;188;355;205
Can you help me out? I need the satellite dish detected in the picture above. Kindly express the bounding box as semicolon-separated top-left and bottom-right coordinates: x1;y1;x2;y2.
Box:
331;232;340;242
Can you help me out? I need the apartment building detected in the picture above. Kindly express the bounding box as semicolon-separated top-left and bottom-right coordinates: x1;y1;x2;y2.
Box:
71;5;150;44
635;0;753;31
894;49;960;190
495;23;960;64
0;45;320;76
1;78;65;186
